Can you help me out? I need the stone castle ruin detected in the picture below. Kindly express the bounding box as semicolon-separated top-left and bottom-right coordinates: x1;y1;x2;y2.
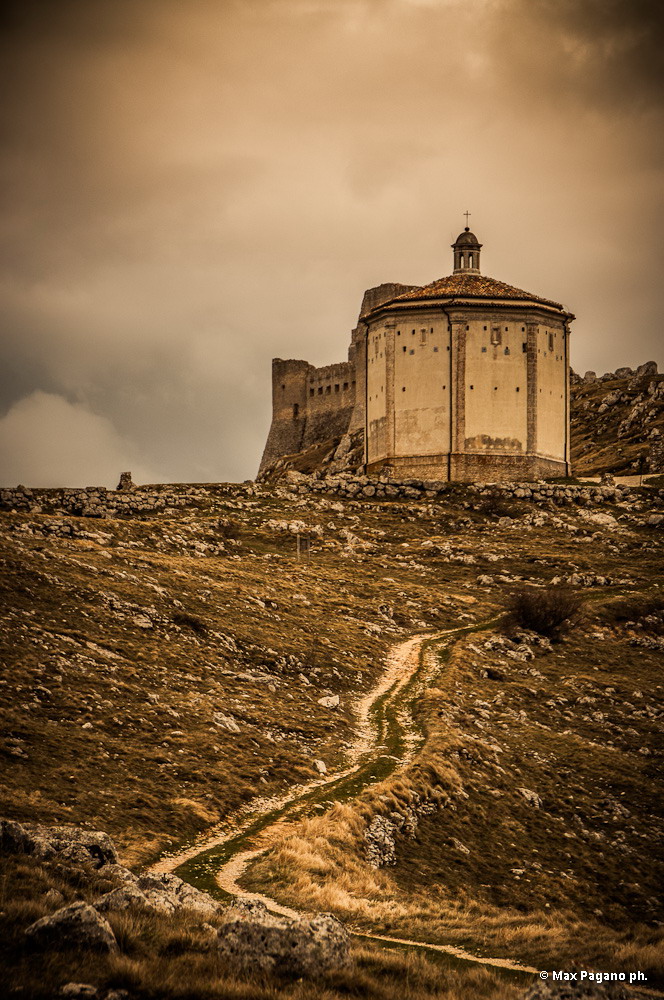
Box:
259;227;574;482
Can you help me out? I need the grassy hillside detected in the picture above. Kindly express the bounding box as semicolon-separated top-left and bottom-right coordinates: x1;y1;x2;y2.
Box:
1;479;662;998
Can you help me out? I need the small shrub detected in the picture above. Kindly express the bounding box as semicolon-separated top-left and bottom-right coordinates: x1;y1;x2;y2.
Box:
602;596;664;634
504;586;582;639
172;612;208;636
473;491;516;518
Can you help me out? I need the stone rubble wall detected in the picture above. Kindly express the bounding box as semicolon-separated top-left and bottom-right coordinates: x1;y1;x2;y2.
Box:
0;483;256;518
281;471;646;505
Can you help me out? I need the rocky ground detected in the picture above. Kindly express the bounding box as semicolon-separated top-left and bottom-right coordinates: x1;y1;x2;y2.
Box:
570;363;663;477
0;475;662;998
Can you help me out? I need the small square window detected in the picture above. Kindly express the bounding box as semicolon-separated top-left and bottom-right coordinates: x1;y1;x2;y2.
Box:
403;346;407;353
409;349;415;355
469;384;474;390
309;388;314;397
433;346;439;352
343;382;348;390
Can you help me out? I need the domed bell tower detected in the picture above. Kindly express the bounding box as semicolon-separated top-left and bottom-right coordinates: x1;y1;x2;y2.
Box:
452;227;482;274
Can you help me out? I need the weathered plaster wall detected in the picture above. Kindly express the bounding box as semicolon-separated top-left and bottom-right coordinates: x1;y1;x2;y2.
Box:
536;320;568;462
464;314;528;454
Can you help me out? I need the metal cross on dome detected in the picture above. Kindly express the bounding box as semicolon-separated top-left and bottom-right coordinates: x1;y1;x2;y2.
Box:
463;210;471;226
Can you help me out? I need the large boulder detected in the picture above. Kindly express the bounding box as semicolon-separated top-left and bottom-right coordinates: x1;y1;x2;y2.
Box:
94;884;151;913
25;902;118;952
135;871;218;915
0;819;118;868
217;899;351;977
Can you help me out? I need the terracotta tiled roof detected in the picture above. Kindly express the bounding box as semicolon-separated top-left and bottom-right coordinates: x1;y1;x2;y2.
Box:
390;272;565;310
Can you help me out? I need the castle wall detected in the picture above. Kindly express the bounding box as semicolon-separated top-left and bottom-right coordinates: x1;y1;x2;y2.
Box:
302;361;356;448
258;359;311;477
258;357;358;477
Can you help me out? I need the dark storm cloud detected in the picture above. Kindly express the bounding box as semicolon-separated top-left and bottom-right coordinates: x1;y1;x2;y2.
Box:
0;0;662;486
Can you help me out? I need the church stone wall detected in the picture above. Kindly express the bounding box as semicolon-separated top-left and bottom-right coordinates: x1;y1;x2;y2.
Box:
463;313;528;455
535;319;568;463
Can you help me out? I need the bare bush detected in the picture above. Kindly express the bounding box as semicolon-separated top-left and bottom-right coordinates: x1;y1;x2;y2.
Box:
504;586;582;639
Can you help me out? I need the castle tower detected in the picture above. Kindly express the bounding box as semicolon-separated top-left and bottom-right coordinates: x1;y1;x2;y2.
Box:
452;227;482;274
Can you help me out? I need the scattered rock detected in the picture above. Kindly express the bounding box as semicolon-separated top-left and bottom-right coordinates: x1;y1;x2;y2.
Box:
518;787;543;809
317;694;340;709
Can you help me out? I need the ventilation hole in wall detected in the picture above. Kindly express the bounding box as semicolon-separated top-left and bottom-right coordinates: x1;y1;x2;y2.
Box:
470;385;474;390
521;327;525;332
343;382;348;390
309;388;314;397
293;403;299;419
325;385;331;394
442;385;446;390
504;347;510;355
516;386;520;392
447;345;450;351
402;386;406;392
466;325;469;331
430;327;433;333
522;343;527;352
318;387;323;395
504;326;508;332
403;346;407;352
334;384;339;392
281;384;285;391
494;386;498;390
397;330;401;336
483;326;487;331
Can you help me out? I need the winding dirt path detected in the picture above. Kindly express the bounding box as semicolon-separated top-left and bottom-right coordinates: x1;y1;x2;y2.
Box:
150;623;545;975
148;622;664;995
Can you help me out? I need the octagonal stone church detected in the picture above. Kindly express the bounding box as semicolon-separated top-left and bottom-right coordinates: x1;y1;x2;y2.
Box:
259;226;574;482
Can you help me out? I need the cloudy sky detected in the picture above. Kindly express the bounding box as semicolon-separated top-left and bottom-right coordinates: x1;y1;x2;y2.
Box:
1;0;662;487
